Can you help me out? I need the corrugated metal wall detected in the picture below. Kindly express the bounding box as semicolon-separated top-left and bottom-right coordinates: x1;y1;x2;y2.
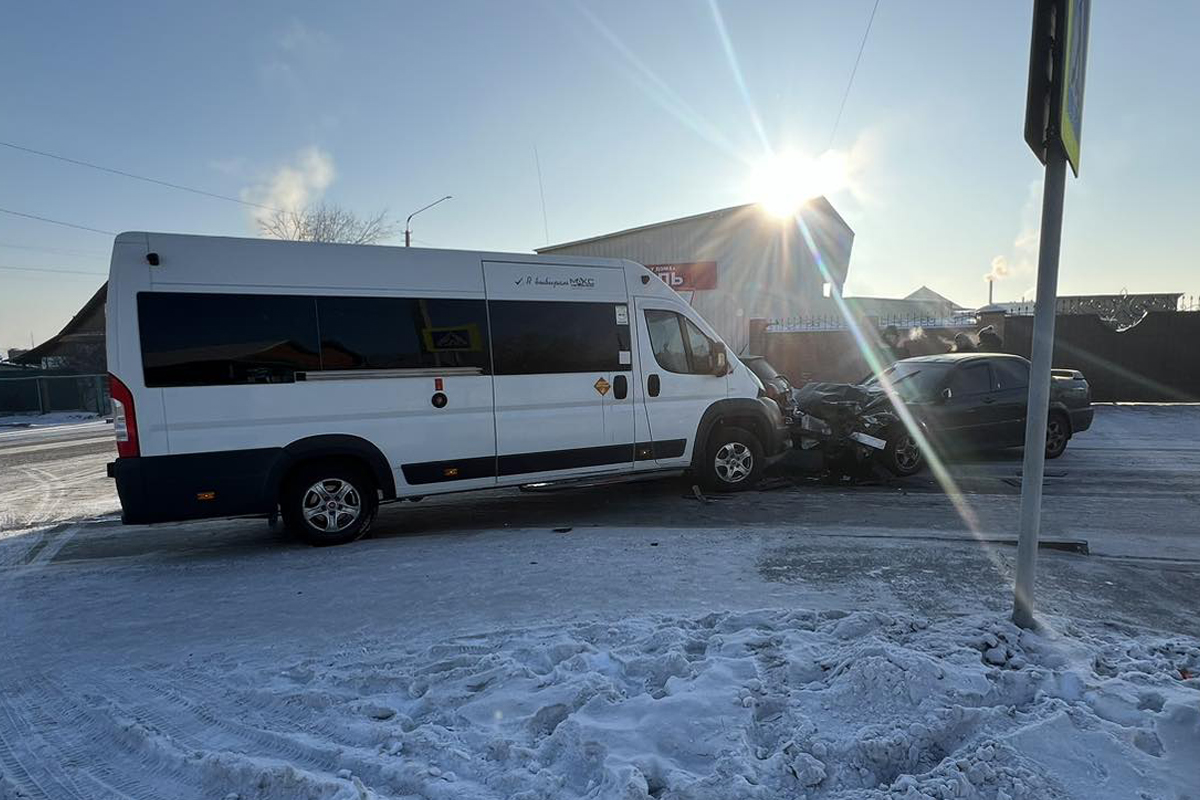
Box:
540;202;853;353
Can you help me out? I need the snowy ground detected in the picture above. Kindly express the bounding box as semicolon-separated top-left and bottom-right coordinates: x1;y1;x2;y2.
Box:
0;411;101;429
1;406;1198;799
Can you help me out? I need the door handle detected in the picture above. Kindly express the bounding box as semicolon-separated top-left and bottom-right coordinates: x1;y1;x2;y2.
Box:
981;396;995;404
647;373;660;397
613;374;628;400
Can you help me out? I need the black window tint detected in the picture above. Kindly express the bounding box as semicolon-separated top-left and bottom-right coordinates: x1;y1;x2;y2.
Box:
489;301;631;375
949;363;992;397
139;292;319;387
992;359;1029;390
645;310;690;373
318;297;490;373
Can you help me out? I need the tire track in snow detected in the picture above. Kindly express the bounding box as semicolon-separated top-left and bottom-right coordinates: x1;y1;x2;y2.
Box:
4;668;204;800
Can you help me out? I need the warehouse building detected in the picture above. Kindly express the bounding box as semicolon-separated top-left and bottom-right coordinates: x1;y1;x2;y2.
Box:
537;198;854;352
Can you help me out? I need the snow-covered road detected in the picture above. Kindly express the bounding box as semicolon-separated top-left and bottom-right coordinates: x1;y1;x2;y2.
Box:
1;407;1198;798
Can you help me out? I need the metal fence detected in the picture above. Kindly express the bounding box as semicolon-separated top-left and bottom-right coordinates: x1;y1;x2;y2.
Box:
0;374;110;416
765;313;979;333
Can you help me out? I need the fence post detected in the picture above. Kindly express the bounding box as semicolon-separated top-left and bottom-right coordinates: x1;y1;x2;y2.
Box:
35;378;45;414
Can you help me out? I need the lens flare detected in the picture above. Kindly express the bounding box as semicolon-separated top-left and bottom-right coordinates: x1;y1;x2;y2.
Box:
749;150;850;218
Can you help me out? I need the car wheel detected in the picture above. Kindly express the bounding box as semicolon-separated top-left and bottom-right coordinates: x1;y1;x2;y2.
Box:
1045;412;1070;459
701;426;764;492
883;427;924;477
281;463;377;546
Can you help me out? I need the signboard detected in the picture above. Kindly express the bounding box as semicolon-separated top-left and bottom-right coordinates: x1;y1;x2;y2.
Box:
1059;0;1089;176
1024;0;1089;175
647;261;718;291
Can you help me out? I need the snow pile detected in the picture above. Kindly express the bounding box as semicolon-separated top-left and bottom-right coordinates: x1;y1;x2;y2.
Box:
0;410;100;428
128;609;1196;800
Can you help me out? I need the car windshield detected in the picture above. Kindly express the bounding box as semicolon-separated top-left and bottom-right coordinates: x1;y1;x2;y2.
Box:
862;361;953;401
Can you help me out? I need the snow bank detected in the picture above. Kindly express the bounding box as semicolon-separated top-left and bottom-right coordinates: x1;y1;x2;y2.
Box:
70;609;1193;800
0;410;100;428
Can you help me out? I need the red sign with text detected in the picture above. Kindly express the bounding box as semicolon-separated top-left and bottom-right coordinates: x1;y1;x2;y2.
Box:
647;261;718;291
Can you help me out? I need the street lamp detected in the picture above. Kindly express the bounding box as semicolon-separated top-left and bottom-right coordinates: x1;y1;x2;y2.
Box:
405;195;452;247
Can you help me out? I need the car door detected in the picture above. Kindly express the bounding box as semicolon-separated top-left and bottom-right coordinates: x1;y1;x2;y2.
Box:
634;299;726;468
484;261;635;483
940;361;1000;445
989;358;1031;446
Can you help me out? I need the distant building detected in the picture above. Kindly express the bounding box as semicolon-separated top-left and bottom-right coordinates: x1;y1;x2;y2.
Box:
13;283;108;373
5;348;29;362
844;286;968;323
537;199;855;352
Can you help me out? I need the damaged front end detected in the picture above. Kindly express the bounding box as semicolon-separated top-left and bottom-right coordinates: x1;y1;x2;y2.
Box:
790;382;900;470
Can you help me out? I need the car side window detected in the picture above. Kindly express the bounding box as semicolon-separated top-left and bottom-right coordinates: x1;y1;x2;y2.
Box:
682;318;714;373
948;363;992;397
644;310;691;373
992;359;1029;390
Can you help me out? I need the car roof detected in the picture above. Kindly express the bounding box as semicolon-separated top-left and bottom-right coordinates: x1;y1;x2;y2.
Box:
898;353;1028;365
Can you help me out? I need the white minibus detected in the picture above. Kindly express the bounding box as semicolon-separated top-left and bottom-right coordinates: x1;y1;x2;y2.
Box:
106;233;787;544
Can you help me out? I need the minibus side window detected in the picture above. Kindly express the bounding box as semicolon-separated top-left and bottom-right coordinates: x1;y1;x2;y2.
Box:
489;300;630;375
317;297;490;373
645;310;719;375
139;293;320;387
644;310;690;374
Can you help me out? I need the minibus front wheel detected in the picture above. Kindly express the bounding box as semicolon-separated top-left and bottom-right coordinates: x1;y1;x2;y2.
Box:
701;426;764;492
281;461;378;546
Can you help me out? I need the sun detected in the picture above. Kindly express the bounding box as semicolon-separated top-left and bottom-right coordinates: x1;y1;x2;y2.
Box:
748;150;850;218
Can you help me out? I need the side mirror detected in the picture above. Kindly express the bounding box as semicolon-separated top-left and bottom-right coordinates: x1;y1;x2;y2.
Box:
940;387;953;402
712;343;729;376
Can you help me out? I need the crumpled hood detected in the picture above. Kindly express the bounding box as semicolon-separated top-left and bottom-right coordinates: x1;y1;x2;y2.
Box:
794;381;893;421
791;381;905;442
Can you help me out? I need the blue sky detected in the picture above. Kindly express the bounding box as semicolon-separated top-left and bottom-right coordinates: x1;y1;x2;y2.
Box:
2;1;1197;352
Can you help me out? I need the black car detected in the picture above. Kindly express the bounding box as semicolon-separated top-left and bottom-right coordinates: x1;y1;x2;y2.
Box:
741;355;799;422
795;353;1094;476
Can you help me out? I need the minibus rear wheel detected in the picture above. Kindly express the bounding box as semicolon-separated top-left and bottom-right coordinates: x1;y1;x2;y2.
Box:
701;426;764;492
281;462;378;546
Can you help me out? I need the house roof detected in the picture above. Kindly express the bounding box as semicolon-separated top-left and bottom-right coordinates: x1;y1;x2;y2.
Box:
904;285;961;306
536;197;852;253
14;282;107;365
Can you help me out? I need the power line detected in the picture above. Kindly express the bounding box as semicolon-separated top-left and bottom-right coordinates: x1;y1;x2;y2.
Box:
827;0;881;151
0;264;106;276
0;207;115;236
0;242;107;258
0;140;281;213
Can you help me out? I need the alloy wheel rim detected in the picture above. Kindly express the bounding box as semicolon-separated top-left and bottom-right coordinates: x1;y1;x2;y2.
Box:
1047;420;1066;452
302;478;362;533
714;442;753;483
895;434;921;470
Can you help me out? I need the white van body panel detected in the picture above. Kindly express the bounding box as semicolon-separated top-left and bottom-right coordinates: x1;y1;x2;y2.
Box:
105;232;783;525
483;260;635;483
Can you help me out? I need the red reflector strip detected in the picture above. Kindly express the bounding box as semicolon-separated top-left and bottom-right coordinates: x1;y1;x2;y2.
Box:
435;378;444;391
196;491;216;501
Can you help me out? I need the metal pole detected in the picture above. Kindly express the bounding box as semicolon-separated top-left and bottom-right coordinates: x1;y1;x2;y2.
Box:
1013;142;1068;629
404;195;452;248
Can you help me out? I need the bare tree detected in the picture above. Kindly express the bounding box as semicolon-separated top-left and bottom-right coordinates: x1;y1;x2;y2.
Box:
258;202;398;245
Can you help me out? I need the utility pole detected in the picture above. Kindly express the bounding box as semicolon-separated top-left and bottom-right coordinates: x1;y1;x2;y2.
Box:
405;195;452;247
1013;0;1090;628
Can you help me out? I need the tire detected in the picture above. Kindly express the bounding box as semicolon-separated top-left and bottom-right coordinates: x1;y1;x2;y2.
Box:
882;426;924;477
281;462;378;546
1045;411;1070;459
701;426;764;492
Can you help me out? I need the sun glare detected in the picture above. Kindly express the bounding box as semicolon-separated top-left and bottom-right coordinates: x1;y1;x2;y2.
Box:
749;150;850;218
